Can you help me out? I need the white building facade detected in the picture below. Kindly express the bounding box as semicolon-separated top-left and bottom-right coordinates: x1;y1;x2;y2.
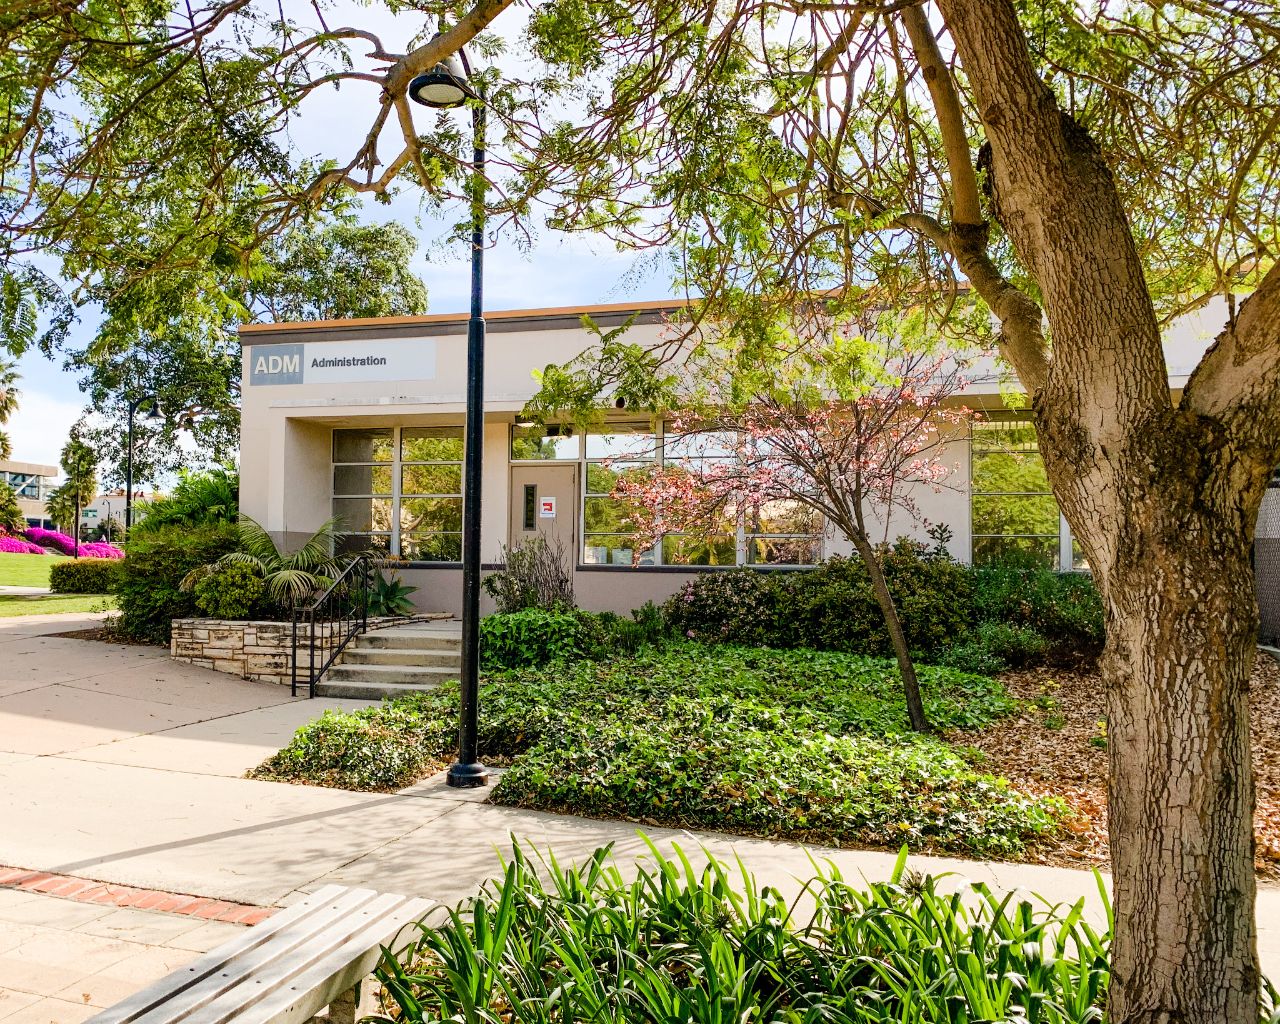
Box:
239;299;1227;616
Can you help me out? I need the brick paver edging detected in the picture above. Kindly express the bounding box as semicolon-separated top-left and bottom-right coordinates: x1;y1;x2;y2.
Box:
0;865;277;925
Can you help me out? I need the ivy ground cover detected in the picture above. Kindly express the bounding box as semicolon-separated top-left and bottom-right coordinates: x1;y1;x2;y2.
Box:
255;646;1063;857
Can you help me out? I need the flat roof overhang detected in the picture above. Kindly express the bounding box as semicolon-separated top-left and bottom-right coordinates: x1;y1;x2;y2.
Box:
239;299;694;345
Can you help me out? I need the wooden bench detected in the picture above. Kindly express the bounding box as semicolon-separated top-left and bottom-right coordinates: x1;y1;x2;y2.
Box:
87;885;433;1024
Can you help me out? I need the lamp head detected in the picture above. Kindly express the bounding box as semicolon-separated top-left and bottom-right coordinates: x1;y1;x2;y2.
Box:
408;53;478;109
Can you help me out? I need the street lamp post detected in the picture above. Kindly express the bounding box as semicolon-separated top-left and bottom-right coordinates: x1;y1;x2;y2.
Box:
125;395;160;534
103;500;112;543
409;49;489;788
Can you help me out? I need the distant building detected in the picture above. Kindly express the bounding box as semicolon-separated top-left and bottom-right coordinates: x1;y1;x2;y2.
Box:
0;460;58;528
80;490;147;539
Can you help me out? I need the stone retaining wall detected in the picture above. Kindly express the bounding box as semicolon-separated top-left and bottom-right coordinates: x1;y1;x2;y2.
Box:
170;615;442;685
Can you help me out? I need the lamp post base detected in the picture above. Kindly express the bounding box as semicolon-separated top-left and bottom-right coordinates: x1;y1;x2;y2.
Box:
446;761;490;788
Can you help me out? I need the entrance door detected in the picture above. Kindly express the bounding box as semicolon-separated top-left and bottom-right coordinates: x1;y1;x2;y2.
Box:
509;464;578;559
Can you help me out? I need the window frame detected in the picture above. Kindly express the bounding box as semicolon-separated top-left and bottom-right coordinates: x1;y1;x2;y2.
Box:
332;425;464;563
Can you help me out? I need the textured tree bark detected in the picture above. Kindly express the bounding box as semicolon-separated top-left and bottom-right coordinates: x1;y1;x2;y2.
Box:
1046;415;1263;1022
923;1;1275;1018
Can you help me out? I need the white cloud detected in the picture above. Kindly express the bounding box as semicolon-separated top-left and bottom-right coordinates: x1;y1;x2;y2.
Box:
5;390;83;469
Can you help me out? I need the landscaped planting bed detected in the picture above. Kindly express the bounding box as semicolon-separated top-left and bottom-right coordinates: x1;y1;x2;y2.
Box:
375;841;1119;1024
950;655;1280;877
254;645;1063;857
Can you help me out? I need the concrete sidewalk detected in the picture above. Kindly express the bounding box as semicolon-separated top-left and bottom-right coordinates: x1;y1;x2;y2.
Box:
0;887;244;1023
1;612;1278;1012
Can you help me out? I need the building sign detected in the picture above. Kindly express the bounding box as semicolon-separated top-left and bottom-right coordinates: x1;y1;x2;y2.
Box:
247;339;437;386
539;497;556;519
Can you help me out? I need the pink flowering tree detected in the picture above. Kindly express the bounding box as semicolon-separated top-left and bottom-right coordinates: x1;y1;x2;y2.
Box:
615;344;972;733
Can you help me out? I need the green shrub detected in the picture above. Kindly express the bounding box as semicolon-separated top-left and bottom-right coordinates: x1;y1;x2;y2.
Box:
666;545;973;657
115;522;238;643
193;561;265;619
132;466;238;535
253;645;1049;855
971;560;1104;658
941;621;1048;674
48;558;120;594
664;569;786;645
380;842;1115;1024
480;608;592;668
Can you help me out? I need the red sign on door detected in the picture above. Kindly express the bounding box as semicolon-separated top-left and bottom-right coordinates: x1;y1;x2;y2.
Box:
539;497;557;519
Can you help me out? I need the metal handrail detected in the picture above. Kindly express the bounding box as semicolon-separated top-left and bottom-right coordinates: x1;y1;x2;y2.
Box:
291;553;373;698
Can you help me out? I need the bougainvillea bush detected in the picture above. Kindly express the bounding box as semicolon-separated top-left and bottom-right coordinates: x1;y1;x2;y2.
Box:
24;527;77;555
21;529;123;558
0;535;46;554
78;542;124;559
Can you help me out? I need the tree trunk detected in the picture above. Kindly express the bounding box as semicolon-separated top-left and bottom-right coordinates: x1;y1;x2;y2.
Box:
1041;409;1262;1023
852;535;932;733
1099;530;1258;1021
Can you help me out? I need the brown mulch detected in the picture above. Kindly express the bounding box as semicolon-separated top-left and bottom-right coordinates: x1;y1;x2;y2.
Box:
949;655;1280;879
46;625;154;646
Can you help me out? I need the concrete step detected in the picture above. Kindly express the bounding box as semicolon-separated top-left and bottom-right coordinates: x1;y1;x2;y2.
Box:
314;678;448;700
341;647;461;668
358;631;462;651
326;662;459;682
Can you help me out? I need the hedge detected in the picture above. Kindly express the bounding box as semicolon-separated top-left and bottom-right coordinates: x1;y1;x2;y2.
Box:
115;522;239;643
48;558;121;594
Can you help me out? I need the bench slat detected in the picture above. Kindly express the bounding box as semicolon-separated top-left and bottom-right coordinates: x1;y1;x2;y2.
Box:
86;886;381;1024
183;891;424;1024
204;895;433;1024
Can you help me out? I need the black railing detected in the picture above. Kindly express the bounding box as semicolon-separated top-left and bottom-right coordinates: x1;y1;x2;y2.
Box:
291;553;374;698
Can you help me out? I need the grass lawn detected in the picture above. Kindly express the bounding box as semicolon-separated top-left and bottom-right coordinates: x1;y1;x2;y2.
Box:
255;644;1064;858
0;551;70;587
0;594;116;616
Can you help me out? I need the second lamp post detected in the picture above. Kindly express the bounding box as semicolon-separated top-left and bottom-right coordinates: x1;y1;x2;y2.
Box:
409;49;489;788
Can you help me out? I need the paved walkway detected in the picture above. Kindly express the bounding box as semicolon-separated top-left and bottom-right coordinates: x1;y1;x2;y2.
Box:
1;612;1279;1019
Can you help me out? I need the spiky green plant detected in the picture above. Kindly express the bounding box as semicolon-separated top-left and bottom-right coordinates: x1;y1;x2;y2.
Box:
182;515;344;607
372;839;1144;1024
0;482;24;534
132;466;238;535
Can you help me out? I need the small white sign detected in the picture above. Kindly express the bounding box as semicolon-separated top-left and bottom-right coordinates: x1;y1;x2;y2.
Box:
247;338;437;386
539;497;556;519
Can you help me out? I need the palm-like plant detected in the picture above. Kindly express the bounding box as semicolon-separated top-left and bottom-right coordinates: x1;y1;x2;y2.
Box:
0;483;24;533
183;515;345;607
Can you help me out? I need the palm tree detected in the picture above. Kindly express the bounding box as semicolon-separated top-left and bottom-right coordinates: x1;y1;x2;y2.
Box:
43;482;76;533
0;358;21;461
0;483;24;534
59;433;97;557
183;515;345;607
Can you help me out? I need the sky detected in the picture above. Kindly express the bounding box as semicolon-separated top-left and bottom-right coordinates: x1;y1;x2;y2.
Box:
7;0;675;471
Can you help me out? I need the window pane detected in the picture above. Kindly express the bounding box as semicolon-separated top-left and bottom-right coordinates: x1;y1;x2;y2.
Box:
402;427;464;462
333;497;393;533
401;533;462;562
334;465;392;496
337;533;391;556
401;464;463;495
400;496;463;533
662;534;737;566
511;427;579;460
972;535;1058;568
747;536;822;565
748;500;821;536
582;535;655;566
585;429;656;460
972;494;1060;536
333;428;393;463
973;419;1040;454
664;431;739;461
972;451;1051;494
586;462;652;495
584;495;643;534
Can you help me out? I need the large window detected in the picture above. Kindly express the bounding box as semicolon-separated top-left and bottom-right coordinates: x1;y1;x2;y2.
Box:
970;417;1062;567
333;427;463;560
508;423;824;568
583;427;657;566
